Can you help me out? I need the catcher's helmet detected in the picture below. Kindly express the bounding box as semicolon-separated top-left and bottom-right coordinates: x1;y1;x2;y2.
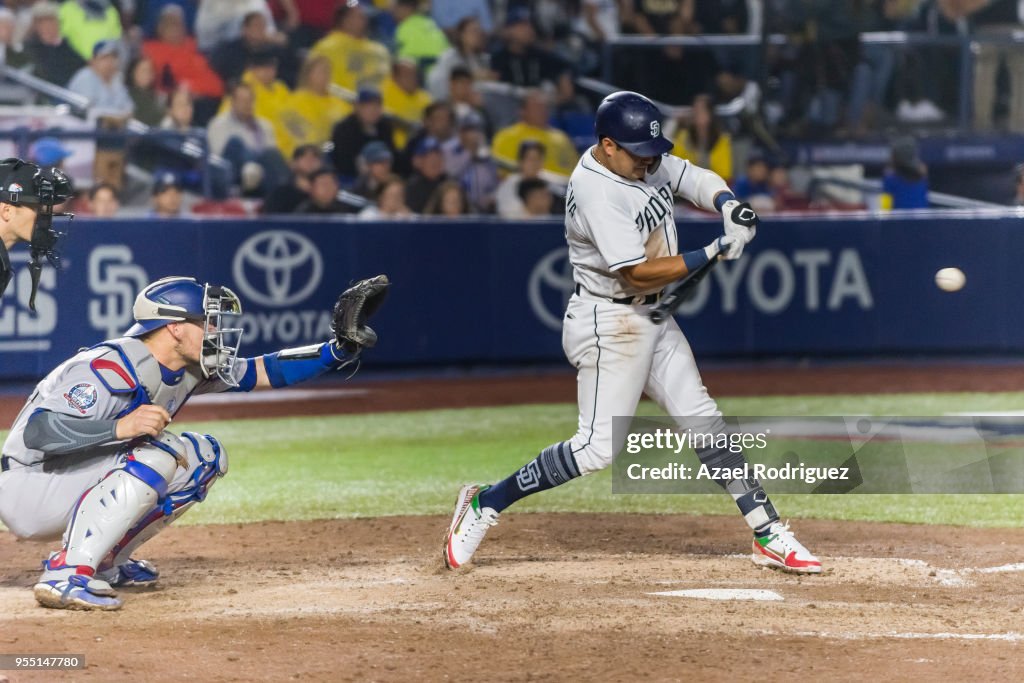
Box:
594;91;673;158
125;276;244;385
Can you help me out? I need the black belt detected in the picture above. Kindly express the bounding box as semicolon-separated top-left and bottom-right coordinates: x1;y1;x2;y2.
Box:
575;284;660;305
1;455;10;472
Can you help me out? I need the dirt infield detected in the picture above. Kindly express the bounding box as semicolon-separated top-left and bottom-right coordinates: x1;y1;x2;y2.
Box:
3;363;1024;682
2;515;1023;682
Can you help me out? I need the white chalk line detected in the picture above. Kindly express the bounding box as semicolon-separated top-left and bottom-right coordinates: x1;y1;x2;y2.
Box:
649;588;783;601
782;630;1024;642
188;387;369;405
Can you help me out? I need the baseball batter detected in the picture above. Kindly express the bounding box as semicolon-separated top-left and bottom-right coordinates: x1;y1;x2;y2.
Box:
0;274;388;610
445;91;820;574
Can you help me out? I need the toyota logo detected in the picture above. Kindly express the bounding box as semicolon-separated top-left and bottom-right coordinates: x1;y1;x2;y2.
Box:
528;247;574;331
231;231;323;307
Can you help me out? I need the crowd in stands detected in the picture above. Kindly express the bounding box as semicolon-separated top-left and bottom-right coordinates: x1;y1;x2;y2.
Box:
1;0;1022;217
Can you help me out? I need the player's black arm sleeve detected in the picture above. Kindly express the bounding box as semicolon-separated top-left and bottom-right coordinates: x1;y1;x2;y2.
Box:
23;410;120;455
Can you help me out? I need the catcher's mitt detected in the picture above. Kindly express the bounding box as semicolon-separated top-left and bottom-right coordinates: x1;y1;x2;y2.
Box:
332;274;390;352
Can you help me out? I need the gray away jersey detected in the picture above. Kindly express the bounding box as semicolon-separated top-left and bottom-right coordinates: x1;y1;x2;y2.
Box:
2;337;246;468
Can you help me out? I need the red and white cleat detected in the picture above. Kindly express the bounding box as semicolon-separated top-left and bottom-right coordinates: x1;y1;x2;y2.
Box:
752;521;822;574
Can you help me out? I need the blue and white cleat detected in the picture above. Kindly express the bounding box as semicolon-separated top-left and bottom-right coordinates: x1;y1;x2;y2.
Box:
34;550;123;611
34;575;122;611
98;559;160;587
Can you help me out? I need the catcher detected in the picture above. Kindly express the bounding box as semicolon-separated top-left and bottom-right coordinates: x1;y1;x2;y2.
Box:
0;273;388;610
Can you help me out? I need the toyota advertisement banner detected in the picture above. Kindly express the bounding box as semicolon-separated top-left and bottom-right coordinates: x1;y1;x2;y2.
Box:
0;214;1021;378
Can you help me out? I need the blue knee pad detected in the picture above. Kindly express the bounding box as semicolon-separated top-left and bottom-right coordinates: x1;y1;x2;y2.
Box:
161;432;228;515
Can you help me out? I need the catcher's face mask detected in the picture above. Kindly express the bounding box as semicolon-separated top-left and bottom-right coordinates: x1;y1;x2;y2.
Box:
0;158;75;311
200;284;244;386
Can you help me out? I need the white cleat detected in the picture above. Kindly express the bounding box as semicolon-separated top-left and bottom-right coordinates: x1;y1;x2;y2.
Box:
443;484;499;569
751;521;822;574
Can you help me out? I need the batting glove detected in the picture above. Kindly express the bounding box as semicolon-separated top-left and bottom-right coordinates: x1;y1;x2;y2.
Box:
721;199;759;259
705;234;740;261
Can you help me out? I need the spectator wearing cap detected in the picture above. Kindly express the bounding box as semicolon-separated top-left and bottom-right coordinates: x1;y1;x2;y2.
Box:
295;169;350;214
150;172;185;218
67;40;134;119
0;8;28;68
444;112;498;213
733;156;772;203
58;0;122;62
87;182;120;218
390;0;448;69
496;140;546;218
30;137;72;169
491;90;577;181
24;2;84;87
138;0;199;39
405;137;448;213
210;10;300;89
881;137;929;210
426;16;495;102
127;56;167;127
309;2;390;92
330;87;397;179
195;0;282;53
396;100;454;176
263;144;323;214
517;177;555;218
353;141;395;201
284;55;352;153
234;50;295;157
207;81;289;195
382;58;433;151
142;6;224;103
430;0;493;34
490;8;573;94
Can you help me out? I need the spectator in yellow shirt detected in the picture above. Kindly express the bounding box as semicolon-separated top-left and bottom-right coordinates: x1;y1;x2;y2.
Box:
285;55;353;152
492;90;577;180
308;3;390;93
382;58;433;150
672;94;733;182
230;51;296;158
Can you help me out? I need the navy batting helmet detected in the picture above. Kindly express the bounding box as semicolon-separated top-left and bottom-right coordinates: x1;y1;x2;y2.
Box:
594;91;673;158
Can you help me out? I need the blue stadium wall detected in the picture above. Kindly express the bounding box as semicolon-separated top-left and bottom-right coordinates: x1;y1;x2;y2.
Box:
0;213;1020;379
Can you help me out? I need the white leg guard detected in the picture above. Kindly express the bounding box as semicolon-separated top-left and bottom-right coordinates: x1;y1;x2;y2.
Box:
101;432;228;570
34;432;187;610
41;432;184;581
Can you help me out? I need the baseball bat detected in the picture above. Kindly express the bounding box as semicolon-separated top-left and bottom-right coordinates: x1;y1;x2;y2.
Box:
648;252;726;325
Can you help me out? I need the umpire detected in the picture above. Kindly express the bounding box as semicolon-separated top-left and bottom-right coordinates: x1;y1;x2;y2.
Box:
0;157;74;307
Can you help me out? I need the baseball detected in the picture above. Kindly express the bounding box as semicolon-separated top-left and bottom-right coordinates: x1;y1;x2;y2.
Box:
935;267;966;292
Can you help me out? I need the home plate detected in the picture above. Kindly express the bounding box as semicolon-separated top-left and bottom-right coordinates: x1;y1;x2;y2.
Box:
649;589;784;601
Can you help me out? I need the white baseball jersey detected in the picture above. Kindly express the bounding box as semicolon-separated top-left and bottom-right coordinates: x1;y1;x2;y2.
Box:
564;148;730;299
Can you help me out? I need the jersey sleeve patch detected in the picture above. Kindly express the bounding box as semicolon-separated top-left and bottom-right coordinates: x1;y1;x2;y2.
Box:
63;383;99;414
91;357;137;393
